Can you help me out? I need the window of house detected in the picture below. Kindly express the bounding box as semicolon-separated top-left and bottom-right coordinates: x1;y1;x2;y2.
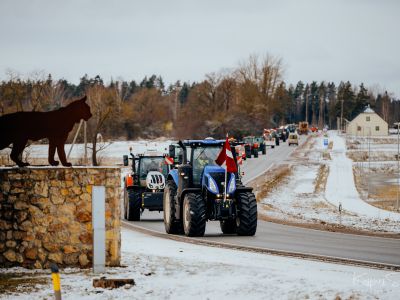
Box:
357;126;361;131
376;126;379;131
366;116;370;121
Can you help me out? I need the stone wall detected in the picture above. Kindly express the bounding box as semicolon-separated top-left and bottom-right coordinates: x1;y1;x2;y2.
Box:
0;167;121;269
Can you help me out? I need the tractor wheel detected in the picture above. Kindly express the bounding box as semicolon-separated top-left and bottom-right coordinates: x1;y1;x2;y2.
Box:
183;193;206;237
253;149;259;158
126;189;141;221
220;219;237;234
236;192;257;236
163;180;183;234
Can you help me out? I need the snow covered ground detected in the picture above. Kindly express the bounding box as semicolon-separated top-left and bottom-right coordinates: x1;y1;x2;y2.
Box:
1;228;399;300
260;131;400;233
326;131;400;221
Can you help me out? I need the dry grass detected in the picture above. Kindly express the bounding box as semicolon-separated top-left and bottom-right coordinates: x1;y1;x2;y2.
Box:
322;151;331;160
249;164;292;202
314;164;329;194
353;166;400;212
368;185;400;212
0;273;49;295
346;151;398;162
311;201;331;209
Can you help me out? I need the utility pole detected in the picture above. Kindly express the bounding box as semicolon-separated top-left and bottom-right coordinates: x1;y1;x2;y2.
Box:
396;122;400;211
367;127;371;198
340;98;344;133
305;89;309;124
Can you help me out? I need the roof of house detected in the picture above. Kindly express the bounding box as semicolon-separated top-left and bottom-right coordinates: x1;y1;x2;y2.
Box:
349;104;387;126
363;105;374;113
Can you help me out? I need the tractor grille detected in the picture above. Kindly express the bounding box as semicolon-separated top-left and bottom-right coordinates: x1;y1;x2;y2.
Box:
208;172;226;193
150;174;163;184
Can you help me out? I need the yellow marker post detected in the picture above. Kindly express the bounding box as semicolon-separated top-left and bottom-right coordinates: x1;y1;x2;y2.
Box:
51;264;62;300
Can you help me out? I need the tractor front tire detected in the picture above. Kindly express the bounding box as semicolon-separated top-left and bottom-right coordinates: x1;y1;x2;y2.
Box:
183;193;206;237
126;189;141;221
262;147;266;155
220;219;237;234
253;149;259;158
236;192;257;236
163;180;183;234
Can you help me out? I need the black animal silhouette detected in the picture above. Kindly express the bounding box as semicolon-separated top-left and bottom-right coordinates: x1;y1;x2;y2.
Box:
0;96;92;167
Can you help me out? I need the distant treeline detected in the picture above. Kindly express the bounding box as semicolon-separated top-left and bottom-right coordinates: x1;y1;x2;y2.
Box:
1;55;399;141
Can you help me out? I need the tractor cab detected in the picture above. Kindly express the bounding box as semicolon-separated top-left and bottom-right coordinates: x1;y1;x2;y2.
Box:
122;149;170;221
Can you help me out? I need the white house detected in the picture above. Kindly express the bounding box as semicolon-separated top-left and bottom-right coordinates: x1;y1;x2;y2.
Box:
346;106;388;136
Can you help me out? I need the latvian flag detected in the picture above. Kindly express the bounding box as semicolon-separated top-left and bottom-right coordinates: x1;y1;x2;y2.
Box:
215;136;238;173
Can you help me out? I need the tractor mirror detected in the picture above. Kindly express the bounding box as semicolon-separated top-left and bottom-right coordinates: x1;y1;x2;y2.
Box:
178;153;184;164
169;145;175;159
123;155;129;166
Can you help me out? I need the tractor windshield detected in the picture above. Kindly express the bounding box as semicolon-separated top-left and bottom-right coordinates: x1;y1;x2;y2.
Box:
192;146;221;185
139;157;169;181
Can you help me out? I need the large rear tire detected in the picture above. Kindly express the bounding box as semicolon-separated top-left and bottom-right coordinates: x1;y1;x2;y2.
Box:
236;192;257;236
163;180;183;234
126;189;141;221
183;193;206;237
220;219;237;234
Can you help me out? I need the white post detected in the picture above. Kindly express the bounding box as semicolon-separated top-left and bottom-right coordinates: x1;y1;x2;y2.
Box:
92;186;106;273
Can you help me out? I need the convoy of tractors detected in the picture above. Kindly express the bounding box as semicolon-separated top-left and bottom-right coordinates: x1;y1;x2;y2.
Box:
122;122;317;237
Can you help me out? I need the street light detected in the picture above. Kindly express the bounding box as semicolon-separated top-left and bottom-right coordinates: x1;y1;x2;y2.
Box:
395;122;400;211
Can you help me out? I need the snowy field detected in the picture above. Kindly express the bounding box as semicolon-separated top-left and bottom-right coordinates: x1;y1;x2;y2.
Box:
0;140;174;165
1;228;399;300
260;131;400;233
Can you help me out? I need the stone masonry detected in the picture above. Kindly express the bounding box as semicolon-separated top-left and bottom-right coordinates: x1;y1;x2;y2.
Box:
0;167;121;269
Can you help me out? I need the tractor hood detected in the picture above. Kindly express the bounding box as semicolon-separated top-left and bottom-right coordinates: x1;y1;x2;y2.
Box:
203;165;225;176
202;165;236;195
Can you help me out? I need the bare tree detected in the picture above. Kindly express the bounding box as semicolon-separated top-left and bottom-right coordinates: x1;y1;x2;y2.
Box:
86;85;120;166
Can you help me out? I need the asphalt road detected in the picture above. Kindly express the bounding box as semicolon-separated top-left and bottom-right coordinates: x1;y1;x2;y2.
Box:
240;139;299;184
125;138;400;267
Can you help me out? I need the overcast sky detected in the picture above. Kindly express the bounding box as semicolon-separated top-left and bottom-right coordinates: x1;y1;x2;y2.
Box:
1;0;399;96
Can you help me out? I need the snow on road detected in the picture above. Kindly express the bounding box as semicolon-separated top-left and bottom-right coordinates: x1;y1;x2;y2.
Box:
325;131;400;221
1;228;399;300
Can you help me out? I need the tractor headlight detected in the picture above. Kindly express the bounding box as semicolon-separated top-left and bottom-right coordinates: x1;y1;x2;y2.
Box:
227;174;236;194
207;176;219;194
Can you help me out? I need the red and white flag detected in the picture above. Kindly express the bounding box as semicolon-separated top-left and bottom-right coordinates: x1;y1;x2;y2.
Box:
165;156;174;165
215;136;237;173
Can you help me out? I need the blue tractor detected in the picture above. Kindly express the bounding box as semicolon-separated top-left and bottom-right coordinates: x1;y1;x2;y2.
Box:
164;139;257;237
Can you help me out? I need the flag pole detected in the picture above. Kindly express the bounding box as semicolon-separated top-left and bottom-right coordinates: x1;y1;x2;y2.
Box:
224;133;228;204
